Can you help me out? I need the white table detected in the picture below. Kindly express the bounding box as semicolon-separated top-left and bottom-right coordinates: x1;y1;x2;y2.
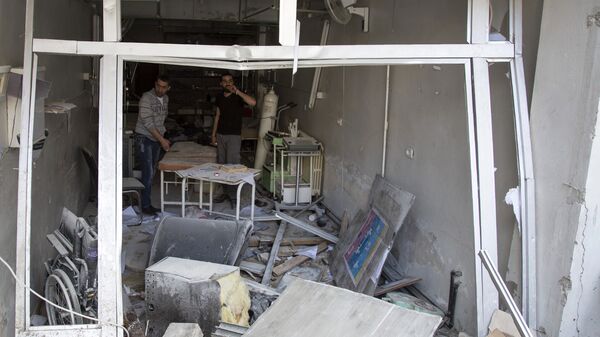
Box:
157;142;217;213
177;164;260;221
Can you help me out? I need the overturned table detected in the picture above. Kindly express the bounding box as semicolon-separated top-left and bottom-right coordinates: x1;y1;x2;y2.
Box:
176;163;260;220
157;142;217;213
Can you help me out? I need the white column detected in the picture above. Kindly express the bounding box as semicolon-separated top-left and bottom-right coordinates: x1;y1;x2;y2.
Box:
97;55;123;337
15;0;36;332
472;58;500;337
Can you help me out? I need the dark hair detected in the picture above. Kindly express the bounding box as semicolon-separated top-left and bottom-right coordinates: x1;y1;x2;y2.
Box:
221;73;233;80
157;74;170;83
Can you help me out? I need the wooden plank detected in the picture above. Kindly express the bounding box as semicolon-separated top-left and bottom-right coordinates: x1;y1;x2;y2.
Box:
247;236;326;247
262;221;287;284
243;279;442;337
240;261;266;276
275;212;339;243
374;277;422;297
272;243;328;277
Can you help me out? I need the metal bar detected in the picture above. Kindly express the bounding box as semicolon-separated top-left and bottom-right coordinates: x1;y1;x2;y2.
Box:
120;56;484;70
382;65;390;177
464;63;488;337
32;39;515;59
115;56;125;331
15;0;36;331
279;0;297;46
513;0;523;56
261;221;287;285
22;329;101;337
471;0;490;43
479;250;533;337
308;20;330;110
103;0;121;41
472;58;499;337
294;156;301;206
97;55;121;337
274;212;338;243
510;57;536;329
242;5;273;21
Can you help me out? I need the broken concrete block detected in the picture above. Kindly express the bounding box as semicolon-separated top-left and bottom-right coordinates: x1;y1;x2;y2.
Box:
488;310;520;337
146;257;250;337
244;279;442;337
162;323;203;337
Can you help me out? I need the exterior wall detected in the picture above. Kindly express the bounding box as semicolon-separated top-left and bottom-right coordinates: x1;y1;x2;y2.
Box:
0;1;95;336
530;0;600;336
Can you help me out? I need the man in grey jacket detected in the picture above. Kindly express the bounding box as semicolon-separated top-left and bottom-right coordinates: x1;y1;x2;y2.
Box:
135;74;171;215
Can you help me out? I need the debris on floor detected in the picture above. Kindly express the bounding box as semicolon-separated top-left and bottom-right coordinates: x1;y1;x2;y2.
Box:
114;174;449;336
330;174;416;295
243;279;442;337
162;322;204;337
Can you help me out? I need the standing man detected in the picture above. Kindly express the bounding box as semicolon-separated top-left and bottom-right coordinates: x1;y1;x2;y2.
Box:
135;74;171;215
211;73;256;201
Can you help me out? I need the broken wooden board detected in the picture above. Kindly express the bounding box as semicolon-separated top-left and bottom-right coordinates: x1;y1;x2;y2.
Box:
374;277;422;296
261;221;287;284
330;175;415;295
242;279;442;337
272;243;328;277
247;235;326;247
239;261;266;276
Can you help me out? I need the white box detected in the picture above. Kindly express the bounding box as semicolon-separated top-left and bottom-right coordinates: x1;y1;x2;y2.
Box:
1;67;50;149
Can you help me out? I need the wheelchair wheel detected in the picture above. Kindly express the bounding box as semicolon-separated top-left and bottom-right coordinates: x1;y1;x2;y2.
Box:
45;269;83;325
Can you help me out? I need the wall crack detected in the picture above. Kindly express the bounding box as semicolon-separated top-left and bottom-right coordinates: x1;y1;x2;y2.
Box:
575;202;589;336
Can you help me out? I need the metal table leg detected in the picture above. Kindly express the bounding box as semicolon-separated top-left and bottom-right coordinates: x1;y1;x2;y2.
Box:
181;177;187;216
236;183;244;220
208;181;213;212
251;183;256;221
160;170;164;212
199;178;203;209
209;181;213;212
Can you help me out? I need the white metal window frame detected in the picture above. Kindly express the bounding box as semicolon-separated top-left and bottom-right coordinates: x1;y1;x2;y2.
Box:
14;0;536;336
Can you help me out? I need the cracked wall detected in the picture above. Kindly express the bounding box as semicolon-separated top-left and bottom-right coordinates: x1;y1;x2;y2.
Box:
0;2;95;336
530;0;600;336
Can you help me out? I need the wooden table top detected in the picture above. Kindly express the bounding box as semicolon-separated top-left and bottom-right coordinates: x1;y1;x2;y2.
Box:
158;141;217;171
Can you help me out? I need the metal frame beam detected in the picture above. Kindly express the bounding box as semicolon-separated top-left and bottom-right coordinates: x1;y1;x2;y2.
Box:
472;58;500;337
32;39;515;59
15;0;36;333
96;54;123;337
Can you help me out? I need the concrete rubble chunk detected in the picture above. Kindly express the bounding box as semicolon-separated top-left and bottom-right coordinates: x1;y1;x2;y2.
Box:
162;323;204;337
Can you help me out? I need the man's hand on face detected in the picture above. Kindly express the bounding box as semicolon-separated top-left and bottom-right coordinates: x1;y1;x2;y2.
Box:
160;138;171;151
226;84;238;95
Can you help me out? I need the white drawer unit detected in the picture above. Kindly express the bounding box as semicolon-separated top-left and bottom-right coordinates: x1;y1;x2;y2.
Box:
1;66;50;149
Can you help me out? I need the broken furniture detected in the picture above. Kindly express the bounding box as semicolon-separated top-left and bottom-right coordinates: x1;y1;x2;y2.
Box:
330;174;416;295
145;257;250;337
176;163;260;220
44;207;98;325
81;147;145;221
261;131;323;206
158;141;217;212
242;279;442;337
148;216;253;266
122;177;145;224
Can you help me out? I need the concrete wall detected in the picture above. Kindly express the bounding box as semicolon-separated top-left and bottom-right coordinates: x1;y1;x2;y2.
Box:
0;1;95;335
530;0;600;336
271;0;542;334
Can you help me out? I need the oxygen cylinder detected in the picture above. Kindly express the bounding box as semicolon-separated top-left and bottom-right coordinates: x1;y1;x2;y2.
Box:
254;88;279;170
255;82;268;115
